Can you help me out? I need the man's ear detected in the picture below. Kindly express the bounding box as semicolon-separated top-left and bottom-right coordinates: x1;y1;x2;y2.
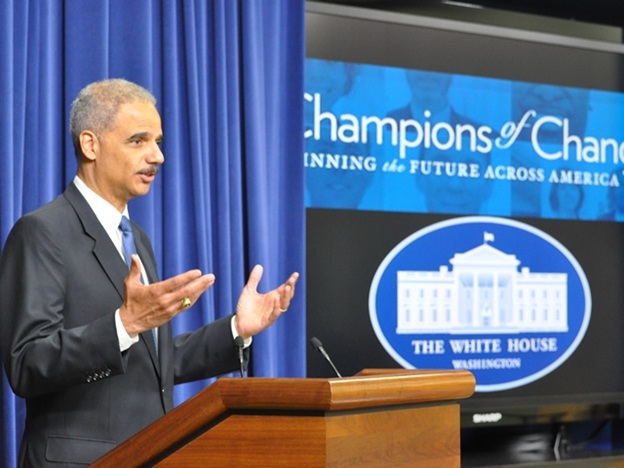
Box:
79;130;98;161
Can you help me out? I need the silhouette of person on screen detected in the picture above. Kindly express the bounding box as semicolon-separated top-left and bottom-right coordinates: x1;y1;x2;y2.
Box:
548;172;585;220
388;69;481;128
305;61;378;209
599;169;624;221
415;141;494;215
510;83;590;217
305;59;355;130
305;137;374;209
512;83;590;143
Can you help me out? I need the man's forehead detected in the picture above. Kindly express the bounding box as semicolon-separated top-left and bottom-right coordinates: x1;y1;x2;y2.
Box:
117;101;160;119
114;101;162;133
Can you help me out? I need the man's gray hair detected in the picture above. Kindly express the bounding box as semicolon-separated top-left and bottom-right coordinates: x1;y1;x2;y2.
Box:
69;78;156;157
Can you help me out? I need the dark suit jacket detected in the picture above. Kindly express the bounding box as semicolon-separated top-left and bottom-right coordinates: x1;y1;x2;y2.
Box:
0;182;241;467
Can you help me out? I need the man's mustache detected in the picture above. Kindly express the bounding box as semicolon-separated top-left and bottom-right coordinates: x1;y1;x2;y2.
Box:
138;165;160;176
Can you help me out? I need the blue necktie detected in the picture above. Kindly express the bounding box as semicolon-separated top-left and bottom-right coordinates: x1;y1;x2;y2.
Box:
119;215;136;271
119;216;157;351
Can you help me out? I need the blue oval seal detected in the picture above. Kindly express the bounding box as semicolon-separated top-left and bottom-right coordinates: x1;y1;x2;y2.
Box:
369;216;591;392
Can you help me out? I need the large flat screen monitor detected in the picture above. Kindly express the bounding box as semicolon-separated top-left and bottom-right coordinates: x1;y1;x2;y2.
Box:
304;2;624;434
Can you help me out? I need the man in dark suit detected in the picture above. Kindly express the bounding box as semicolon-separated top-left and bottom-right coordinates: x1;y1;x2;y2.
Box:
0;79;298;467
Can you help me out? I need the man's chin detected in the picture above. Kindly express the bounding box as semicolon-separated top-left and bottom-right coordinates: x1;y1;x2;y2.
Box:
130;185;153;199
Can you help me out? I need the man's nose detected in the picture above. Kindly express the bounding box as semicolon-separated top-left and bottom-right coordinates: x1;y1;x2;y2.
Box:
147;141;165;164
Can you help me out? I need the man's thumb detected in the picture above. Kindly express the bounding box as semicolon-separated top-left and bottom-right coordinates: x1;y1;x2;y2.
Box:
128;254;143;282
246;264;263;292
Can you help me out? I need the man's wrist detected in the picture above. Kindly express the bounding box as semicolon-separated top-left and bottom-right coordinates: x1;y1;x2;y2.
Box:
231;316;252;348
115;309;139;351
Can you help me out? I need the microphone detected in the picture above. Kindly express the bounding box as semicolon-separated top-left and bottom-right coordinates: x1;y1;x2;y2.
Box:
310;337;342;378
234;336;245;378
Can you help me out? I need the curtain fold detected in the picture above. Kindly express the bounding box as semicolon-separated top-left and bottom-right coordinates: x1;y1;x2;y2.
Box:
241;1;306;376
0;1;305;465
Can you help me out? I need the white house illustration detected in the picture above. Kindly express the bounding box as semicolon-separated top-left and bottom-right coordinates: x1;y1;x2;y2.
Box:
396;234;568;334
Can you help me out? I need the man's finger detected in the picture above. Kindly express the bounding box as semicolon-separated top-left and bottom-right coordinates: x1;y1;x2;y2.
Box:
245;264;264;293
156;269;211;294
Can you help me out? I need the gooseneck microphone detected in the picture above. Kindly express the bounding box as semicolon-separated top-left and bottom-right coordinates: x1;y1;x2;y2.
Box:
234;336;245;378
310;337;342;378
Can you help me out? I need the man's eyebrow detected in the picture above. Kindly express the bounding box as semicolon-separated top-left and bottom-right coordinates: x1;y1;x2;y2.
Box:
125;131;163;142
125;131;151;141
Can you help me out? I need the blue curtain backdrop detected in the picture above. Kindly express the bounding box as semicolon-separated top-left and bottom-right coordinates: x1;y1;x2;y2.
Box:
0;1;306;465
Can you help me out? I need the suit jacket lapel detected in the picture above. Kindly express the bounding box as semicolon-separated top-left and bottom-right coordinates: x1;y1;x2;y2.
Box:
63;182;162;375
64;183;128;299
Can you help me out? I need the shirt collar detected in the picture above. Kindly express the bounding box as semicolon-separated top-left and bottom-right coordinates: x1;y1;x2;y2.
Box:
73;175;129;234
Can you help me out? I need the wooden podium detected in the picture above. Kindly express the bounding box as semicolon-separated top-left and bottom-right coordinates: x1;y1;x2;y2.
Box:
92;369;475;467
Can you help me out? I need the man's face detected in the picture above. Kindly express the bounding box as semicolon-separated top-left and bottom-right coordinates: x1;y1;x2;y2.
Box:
305;138;373;208
418;145;492;215
512;83;589;139
305;60;349;109
405;70;452;112
555;184;582;214
90;101;164;210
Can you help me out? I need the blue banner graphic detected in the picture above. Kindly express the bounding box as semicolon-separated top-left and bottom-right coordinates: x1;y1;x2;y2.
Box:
305;59;624;221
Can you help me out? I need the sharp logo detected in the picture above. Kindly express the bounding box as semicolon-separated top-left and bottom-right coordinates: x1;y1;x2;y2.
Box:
369;216;591;392
472;412;503;424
